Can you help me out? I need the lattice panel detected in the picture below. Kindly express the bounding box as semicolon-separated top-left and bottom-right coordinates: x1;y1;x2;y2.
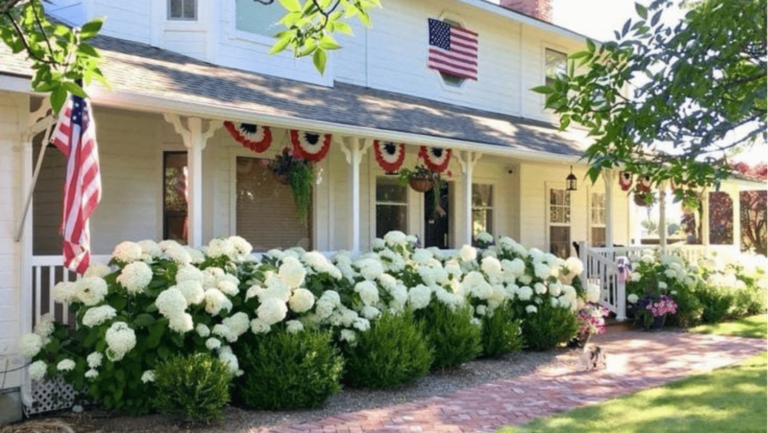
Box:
24;376;84;415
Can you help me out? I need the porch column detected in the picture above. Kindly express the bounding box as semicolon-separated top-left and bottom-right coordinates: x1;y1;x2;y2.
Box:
603;170;615;248
729;189;741;252
658;181;668;253
164;114;222;248
340;137;372;253
701;188;710;246
457;151;482;246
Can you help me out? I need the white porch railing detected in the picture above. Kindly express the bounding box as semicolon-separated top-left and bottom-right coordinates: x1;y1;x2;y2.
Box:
578;242;626;321
590;244;740;265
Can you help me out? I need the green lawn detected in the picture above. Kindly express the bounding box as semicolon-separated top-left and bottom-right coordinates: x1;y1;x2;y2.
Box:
499;352;767;433
689;314;767;339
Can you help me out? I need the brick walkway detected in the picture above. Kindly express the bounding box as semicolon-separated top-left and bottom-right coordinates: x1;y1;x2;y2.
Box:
259;332;765;433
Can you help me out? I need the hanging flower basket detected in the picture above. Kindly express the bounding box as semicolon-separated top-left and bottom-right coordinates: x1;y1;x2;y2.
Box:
409;176;434;192
633;191;656;207
272;171;290;185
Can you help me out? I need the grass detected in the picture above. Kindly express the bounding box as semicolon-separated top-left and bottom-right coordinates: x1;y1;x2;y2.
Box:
498;352;767;433
689;314;767;339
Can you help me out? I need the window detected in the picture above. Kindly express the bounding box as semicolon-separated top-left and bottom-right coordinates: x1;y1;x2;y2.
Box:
168;0;196;20
472;184;493;242
235;0;285;37
590;192;606;247
376;176;408;238
163;152;188;244
549;187;571;258
236;157;311;250
545;48;567;87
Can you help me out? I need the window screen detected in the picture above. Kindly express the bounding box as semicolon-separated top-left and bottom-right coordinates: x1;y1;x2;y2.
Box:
376;177;408;239
236;157;311;251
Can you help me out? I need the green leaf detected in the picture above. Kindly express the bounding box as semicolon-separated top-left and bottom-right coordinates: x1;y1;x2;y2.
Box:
278;0;302;13
319;34;342;50
63;81;87;98
586;38;596;53
50;85;67;114
531;85;555;94
313;47;327;74
132;313;156;328
270;34;293;55
334;21;353;35
635;2;648;19
108;295;128;311
146;320;166;348
80;18;105;39
77;43;101;58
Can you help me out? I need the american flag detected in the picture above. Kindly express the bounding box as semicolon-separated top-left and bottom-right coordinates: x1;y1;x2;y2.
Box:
52;94;102;274
427;18;479;80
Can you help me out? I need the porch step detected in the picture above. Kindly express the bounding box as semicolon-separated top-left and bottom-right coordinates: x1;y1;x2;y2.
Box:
603;317;634;334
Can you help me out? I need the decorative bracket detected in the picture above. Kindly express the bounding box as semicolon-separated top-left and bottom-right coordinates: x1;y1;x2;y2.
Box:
163;113;222;150
340;137;372;165
456;150;482;174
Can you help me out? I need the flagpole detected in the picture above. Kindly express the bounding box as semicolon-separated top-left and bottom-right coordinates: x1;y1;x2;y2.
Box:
15;119;56;243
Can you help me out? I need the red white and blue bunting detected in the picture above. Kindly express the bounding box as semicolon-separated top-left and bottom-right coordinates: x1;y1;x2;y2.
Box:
637;175;653;192
290;130;332;162
619;171;633;191
418;146;451;173
224;121;272;153
374;141;406;173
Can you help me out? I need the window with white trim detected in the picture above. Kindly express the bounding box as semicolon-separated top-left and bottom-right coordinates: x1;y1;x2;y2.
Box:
375;176;408;238
236;157;311;251
235;0;285;37
472;183;493;242
163;152;188;244
168;0;196;20
549;187;571;258
590;192;606;247
545;48;567;87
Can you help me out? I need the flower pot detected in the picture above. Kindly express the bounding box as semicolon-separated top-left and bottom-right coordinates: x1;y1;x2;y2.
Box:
273;171;290;185
409;177;434;192
633;192;650;207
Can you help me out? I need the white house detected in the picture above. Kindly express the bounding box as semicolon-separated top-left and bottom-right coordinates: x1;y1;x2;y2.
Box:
0;0;759;418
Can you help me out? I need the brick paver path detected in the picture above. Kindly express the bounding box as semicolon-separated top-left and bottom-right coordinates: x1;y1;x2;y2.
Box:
259;332;765;433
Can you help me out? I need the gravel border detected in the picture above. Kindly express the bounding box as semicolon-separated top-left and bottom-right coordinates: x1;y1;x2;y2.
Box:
53;348;580;433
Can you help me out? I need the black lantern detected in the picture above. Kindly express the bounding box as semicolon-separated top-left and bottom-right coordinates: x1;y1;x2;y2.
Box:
566;166;577;191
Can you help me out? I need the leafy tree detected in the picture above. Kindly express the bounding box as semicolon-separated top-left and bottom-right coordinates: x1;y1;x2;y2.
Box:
535;0;767;203
1;0;378;111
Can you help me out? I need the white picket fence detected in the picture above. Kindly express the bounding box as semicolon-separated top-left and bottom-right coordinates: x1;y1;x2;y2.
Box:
578;242;627;321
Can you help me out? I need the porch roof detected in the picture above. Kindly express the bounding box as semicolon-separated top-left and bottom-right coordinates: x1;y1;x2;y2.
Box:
0;34;592;159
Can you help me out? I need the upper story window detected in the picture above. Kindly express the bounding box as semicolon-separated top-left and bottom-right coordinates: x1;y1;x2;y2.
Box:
168;0;197;20
545;49;567;86
428;18;479;88
235;0;285;38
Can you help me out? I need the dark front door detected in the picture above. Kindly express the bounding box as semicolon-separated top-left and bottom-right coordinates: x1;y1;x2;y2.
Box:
424;182;450;249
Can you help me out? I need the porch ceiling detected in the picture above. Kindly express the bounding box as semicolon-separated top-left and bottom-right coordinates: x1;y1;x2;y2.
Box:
0;33;592;159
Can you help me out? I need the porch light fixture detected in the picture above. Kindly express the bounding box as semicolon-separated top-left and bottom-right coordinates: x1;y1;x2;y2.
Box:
566;166;577;191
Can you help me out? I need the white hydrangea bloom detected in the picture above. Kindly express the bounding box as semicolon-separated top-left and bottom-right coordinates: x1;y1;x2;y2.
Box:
82;305;117;328
378;249;406;273
176;265;204;284
257;297;288;325
534;263;551;281
528;248;544;263
476;231;493;244
223;312;250;337
84;263;111;278
517;286;533;301
229;235;253;257
112;241;143;263
87;352;103;369
408;285;432;310
168;312;194;334
320;290;342;306
186;247;206;264
156;288;188;318
53;281;78;304
250;318;271;334
355;258;384;281
286;320;304;334
360;305;381;319
462;271;493;300
340;329;357;344
34;313;55;338
434;287;461;309
459;245;478;262
76;277;109;306
533;282;547;295
412;249;433;265
105;322;136;361
562;285;578;302
631;272;642;282
208;238;237;259
217;280;239;297
519;275;533;285
141;370;155;383
481;257;503;278
116;261;153;294
586;283;601;303
507;258;527;278
355;281;380;306
204;289;233;316
263;274;292;302
206;337;222;350
525;305;538;314
288;288;315;313
218;351;240;376
548;281;563;297
565;257;584;276
352;317;371;332
279;256;307;288
389;285;409;311
371;238;386;250
138;240;163;258
85;369;99;379
196;323;211;338
56;359;75;371
165;245;192;265
19;333;44;358
406;235;418;244
475;305;488;316
29;360;47;381
175;280;205;305
658;281;668;290
384;231;407;246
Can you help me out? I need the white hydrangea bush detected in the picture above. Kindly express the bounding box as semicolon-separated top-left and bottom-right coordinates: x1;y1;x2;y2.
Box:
23;231;591;413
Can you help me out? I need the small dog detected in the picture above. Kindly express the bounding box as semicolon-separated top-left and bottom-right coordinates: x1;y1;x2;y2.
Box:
579;345;607;371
